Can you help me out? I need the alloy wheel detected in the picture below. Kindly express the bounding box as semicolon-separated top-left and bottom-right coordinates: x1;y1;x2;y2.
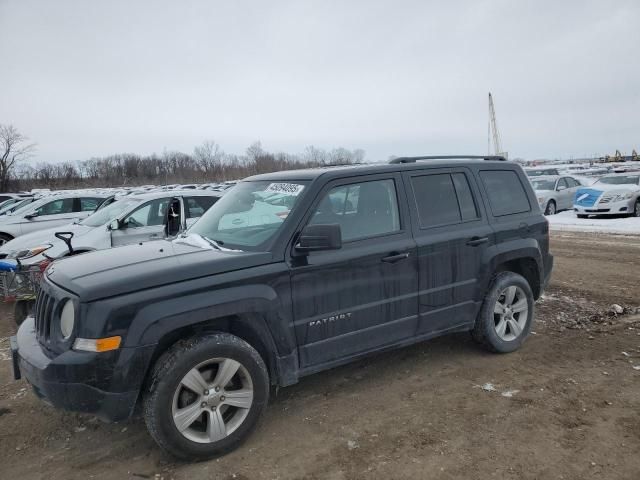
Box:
172;358;254;444
493;286;528;341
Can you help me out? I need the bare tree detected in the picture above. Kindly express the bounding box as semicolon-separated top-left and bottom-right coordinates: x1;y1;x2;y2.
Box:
0;124;36;191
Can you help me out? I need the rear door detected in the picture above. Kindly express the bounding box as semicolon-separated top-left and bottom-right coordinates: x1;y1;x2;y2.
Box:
111;197;170;246
402;167;493;334
290;173;419;369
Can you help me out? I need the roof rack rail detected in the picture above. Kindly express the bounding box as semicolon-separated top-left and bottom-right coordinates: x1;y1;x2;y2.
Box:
389;155;507;164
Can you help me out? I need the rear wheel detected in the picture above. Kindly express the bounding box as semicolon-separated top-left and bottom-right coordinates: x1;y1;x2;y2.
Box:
544;200;556;215
472;271;534;353
143;333;269;461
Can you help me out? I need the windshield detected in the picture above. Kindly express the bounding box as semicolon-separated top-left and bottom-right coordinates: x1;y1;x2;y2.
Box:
595;176;640;186
531;179;556;190
189;180;308;250
81;198;142;227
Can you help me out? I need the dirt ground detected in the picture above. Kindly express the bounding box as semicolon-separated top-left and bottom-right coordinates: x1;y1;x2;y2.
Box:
1;230;640;480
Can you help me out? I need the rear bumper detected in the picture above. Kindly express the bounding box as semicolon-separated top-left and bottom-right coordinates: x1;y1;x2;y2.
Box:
12;317;155;422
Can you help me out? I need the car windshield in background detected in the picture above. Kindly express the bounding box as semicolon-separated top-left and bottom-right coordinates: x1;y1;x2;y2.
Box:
189;180;307;250
531;179;556;190
81;199;142;227
527;170;556;177
595;176;640;186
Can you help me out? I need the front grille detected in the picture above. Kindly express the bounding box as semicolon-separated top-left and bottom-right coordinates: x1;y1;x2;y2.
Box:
34;288;55;343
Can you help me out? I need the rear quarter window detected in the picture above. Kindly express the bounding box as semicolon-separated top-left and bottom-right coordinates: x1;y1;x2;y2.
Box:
480;170;531;216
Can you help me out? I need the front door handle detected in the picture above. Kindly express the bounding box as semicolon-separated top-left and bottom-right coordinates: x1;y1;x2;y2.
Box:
381;252;410;263
466;236;489;246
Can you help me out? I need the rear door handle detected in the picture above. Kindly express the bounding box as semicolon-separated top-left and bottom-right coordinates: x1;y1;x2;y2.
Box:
466;236;489;246
381;252;410;263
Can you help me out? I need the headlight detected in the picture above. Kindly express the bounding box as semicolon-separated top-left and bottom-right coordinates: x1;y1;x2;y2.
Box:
59;300;75;339
12;244;52;259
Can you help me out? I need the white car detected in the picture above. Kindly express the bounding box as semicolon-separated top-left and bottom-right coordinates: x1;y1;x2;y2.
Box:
573;174;640;218
0;190;222;265
0;193;110;245
530;175;582;215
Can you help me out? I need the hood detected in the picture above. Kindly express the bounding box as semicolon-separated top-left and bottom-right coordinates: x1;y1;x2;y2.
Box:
0;224;92;257
47;240;272;302
591;184;640;193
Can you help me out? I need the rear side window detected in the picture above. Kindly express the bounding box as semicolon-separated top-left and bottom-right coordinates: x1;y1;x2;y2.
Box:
410;172;479;228
80;197;103;212
185;196;218;218
480;170;531;216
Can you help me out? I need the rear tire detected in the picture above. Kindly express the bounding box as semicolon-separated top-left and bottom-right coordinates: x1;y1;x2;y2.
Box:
143;333;269;461
544;200;556;215
472;271;534;353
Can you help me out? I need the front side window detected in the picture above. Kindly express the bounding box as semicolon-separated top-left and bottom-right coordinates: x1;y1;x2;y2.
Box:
309;179;400;242
122;198;170;228
480;170;531;216
35;198;74;216
189;181;308;250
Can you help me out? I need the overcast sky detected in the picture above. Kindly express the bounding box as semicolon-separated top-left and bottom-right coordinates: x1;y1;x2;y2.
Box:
1;0;639;163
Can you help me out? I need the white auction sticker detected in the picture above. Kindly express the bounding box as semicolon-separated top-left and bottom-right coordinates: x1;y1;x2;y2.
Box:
264;183;305;196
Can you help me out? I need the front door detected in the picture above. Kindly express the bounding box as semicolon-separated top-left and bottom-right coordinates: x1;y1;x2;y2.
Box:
20;197;78;235
290;174;418;369
111;197;170;247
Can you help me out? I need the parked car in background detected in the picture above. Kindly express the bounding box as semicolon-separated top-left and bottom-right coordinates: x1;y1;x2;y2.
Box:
573;174;640;218
530;175;582;215
0;190;223;264
0;193;110;244
525;167;561;177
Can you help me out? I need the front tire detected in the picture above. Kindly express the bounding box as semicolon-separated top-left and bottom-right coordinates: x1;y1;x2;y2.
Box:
544;200;556;215
143;333;269;461
472;272;534;353
633;199;640;217
0;233;13;245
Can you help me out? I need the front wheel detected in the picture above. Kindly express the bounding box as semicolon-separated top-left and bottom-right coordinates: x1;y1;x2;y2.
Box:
633;199;640;217
472;271;534;353
143;333;269;461
544;200;556;215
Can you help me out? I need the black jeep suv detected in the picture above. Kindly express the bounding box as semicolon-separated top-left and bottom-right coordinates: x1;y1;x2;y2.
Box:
11;156;553;460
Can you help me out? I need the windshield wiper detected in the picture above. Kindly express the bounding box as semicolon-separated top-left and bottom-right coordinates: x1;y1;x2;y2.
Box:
202;236;225;250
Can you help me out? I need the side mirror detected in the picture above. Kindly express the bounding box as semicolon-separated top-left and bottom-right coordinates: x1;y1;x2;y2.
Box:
24;212;38;220
295;224;342;253
108;219;120;231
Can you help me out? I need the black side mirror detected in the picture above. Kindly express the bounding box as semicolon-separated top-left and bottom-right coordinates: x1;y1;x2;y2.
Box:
296;224;342;252
24;212;38;220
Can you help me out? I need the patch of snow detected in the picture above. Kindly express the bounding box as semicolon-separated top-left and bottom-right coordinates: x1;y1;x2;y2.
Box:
501;389;520;397
548;211;640;235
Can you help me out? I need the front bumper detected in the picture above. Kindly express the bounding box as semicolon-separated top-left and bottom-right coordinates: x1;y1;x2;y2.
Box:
11;317;155;422
574;198;636;216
